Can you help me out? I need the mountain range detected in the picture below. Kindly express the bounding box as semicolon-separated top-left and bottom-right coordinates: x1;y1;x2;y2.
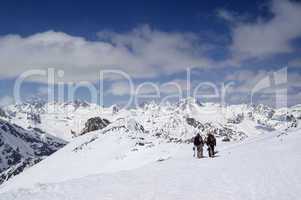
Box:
0;98;300;199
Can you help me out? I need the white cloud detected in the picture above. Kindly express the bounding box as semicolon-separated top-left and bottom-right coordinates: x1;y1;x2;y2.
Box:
224;69;301;105
107;81;134;96
287;91;301;106
0;96;14;107
289;58;301;68
288;72;301;87
160;79;189;95
37;86;49;96
107;78;191;96
0;25;213;83
227;0;301;61
225;70;259;82
217;9;237;23
226;70;272;93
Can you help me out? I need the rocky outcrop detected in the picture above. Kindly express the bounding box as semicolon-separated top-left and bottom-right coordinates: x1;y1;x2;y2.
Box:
27;112;41;124
186;117;247;141
286;114;298;129
248;104;275;119
0;119;66;184
0;108;7;118
80;117;110;135
227;114;244;124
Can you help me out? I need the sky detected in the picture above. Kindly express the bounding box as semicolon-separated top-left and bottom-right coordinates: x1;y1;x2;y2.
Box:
0;0;301;107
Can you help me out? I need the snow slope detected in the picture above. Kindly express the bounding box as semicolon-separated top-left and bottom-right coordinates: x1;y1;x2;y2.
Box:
0;128;300;200
0;117;181;190
0;119;66;184
0;99;300;199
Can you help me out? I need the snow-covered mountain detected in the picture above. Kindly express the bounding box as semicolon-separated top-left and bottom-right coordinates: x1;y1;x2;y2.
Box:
0;98;300;199
3;100;112;140
0;113;300;199
0;119;66;184
3;99;300;142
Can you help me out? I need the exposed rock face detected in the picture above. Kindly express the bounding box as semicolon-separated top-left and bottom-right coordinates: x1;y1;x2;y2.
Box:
0;108;7;118
80;117;110;135
13;99;47;115
286;114;298;129
176;97;202;112
290;105;301;119
248;104;275;119
27;113;41;124
186;117;247;141
227;114;244;124
186;118;214;132
0;119;66;184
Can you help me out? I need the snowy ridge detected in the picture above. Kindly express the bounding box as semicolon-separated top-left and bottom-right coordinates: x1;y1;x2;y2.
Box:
4;101;109;140
1;123;301;199
0;117;180;191
2;99;300;142
0;119;66;184
0;98;300;198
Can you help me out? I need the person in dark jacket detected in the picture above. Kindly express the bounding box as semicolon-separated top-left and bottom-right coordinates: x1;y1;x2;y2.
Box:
206;131;216;157
193;133;204;158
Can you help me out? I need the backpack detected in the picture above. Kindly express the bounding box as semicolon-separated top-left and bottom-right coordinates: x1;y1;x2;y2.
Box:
194;135;203;146
207;134;216;146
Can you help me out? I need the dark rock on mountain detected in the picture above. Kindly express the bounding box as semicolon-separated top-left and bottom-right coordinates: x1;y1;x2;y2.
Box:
186;117;212;131
286;114;298;129
0;119;66;185
227;114;244;124
249;104;275;119
80;117;110;135
27;112;41;124
0;108;7;118
186;117;247;141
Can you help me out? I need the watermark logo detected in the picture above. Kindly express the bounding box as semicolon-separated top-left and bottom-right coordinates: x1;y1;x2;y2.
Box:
251;67;287;109
11;67;288;114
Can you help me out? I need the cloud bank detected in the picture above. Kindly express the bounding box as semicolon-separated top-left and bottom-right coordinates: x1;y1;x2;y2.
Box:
226;0;301;62
0;25;213;82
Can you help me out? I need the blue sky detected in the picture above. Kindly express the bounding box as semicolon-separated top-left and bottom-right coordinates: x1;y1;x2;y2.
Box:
0;0;301;107
0;0;262;37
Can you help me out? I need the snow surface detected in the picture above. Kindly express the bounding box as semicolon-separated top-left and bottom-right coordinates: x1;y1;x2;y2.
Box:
0;127;300;199
4;101;117;141
0;99;300;199
3;100;300;141
0;119;66;183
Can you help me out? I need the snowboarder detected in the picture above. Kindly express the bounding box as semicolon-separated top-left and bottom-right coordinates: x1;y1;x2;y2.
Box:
193;133;204;158
206;131;216;158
